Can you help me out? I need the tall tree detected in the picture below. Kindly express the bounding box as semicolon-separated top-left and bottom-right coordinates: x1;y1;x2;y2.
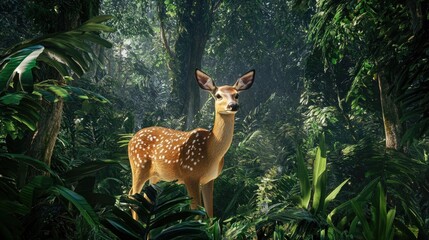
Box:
309;0;429;150
6;0;102;169
157;0;220;128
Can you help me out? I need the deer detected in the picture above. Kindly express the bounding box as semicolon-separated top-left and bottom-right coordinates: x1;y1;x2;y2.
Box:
128;69;255;219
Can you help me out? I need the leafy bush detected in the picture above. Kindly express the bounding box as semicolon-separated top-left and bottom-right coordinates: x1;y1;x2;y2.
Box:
103;182;209;240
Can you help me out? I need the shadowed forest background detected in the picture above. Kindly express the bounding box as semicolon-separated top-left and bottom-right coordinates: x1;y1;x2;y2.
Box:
1;0;429;239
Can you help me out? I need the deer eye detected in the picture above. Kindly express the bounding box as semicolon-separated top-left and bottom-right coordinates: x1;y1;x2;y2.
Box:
215;93;222;100
235;94;239;99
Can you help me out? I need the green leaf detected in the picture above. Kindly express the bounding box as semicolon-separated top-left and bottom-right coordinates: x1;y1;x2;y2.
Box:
312;143;327;194
36;89;56;102
111;206;145;232
210;220;222;240
153;221;208;240
393;219;417;240
327;178;379;229
83;33;113;48
0;16;115;158
52;185;100;229
20;176;53;208
76;22;115;32
0;200;30;216
324;178;349;212
11;113;37;131
0;93;25;105
42;48;84;76
354;177;379;202
0;153;60;181
376;182;387;237
48;85;70;98
104;218;141;239
83;15;114;24
144;184;159;203
312;171;327;214
123;194;151;220
154;196;191;213
351;200;373;239
386;209;396;240
62;160;121;183
296;148;311;208
37;54;69;76
0;45;44;92
151;210;205;230
42;39;90;70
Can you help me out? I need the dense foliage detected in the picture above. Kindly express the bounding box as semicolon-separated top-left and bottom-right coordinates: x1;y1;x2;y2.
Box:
1;0;428;239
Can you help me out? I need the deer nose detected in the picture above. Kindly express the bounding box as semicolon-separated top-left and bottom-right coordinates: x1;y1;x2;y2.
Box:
227;102;239;111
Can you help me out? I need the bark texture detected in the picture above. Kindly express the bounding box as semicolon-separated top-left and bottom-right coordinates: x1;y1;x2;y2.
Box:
27;1;98;167
378;74;404;151
159;1;213;129
6;1;100;173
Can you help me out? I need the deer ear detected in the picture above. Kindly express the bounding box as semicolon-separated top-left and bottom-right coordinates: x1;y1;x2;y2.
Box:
196;69;217;91
233;69;255;91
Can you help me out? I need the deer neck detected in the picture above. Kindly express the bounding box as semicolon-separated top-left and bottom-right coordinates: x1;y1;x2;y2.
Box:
207;113;236;159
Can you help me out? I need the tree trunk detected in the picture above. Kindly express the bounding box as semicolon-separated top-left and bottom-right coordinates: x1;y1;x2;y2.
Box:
27;100;64;167
6;1;100;177
378;74;404;150
163;0;213;129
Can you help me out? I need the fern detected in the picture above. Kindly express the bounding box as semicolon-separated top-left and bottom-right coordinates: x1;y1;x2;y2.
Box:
104;182;209;239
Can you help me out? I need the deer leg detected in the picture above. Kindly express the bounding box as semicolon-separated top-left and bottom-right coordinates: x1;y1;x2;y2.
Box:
131;168;150;195
149;176;160;185
202;180;214;217
184;179;201;210
130;167;150;220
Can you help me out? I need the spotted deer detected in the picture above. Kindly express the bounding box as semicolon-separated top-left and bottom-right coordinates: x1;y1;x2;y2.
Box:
128;69;255;218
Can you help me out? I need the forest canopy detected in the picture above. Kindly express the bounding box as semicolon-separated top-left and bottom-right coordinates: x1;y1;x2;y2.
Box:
0;0;428;239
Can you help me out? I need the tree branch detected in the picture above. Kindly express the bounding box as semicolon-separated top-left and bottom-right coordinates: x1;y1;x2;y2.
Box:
157;1;174;59
211;0;222;13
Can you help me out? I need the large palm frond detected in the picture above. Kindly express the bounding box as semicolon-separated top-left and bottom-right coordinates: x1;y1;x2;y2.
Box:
0;16;113;136
0;15;113;93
